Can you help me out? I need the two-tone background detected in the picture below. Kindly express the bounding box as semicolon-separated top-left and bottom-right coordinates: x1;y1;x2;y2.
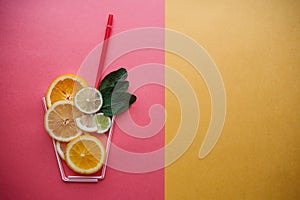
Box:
0;0;299;199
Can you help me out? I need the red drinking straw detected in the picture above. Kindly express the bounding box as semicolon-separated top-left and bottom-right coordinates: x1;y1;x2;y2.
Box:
95;14;113;88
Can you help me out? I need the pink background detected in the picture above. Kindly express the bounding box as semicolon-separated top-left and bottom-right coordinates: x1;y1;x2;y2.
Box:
0;0;164;199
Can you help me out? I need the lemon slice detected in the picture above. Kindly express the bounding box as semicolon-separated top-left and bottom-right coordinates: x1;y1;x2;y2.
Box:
46;74;88;108
75;114;98;132
95;113;112;134
56;141;67;160
74;87;103;114
65;135;106;174
44;101;83;142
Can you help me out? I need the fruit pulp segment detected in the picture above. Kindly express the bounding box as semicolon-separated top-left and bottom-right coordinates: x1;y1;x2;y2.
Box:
53;103;74;119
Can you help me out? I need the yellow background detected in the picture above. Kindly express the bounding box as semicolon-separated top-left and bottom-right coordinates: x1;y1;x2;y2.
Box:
165;0;300;199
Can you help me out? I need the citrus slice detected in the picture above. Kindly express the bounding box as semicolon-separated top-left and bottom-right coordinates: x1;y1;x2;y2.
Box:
95;113;112;134
74;87;103;114
46;74;88;108
56;141;67;160
44;101;83;142
75;114;98;132
65;135;106;174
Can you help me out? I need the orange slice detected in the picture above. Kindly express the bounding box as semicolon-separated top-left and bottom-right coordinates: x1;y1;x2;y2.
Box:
65;135;106;174
44;101;83;142
46;74;88;108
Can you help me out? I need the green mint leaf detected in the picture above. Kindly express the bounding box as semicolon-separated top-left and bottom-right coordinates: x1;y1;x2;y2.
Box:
101;106;113;117
100;86;114;99
114;81;129;92
99;68;127;91
98;68;136;117
111;92;137;115
100;92;136;117
99;81;129;109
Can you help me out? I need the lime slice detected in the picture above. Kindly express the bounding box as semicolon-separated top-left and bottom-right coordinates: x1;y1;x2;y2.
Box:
75;114;98;132
94;113;112;134
74;87;103;114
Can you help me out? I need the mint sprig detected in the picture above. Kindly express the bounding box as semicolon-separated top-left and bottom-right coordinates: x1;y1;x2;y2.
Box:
98;68;137;117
